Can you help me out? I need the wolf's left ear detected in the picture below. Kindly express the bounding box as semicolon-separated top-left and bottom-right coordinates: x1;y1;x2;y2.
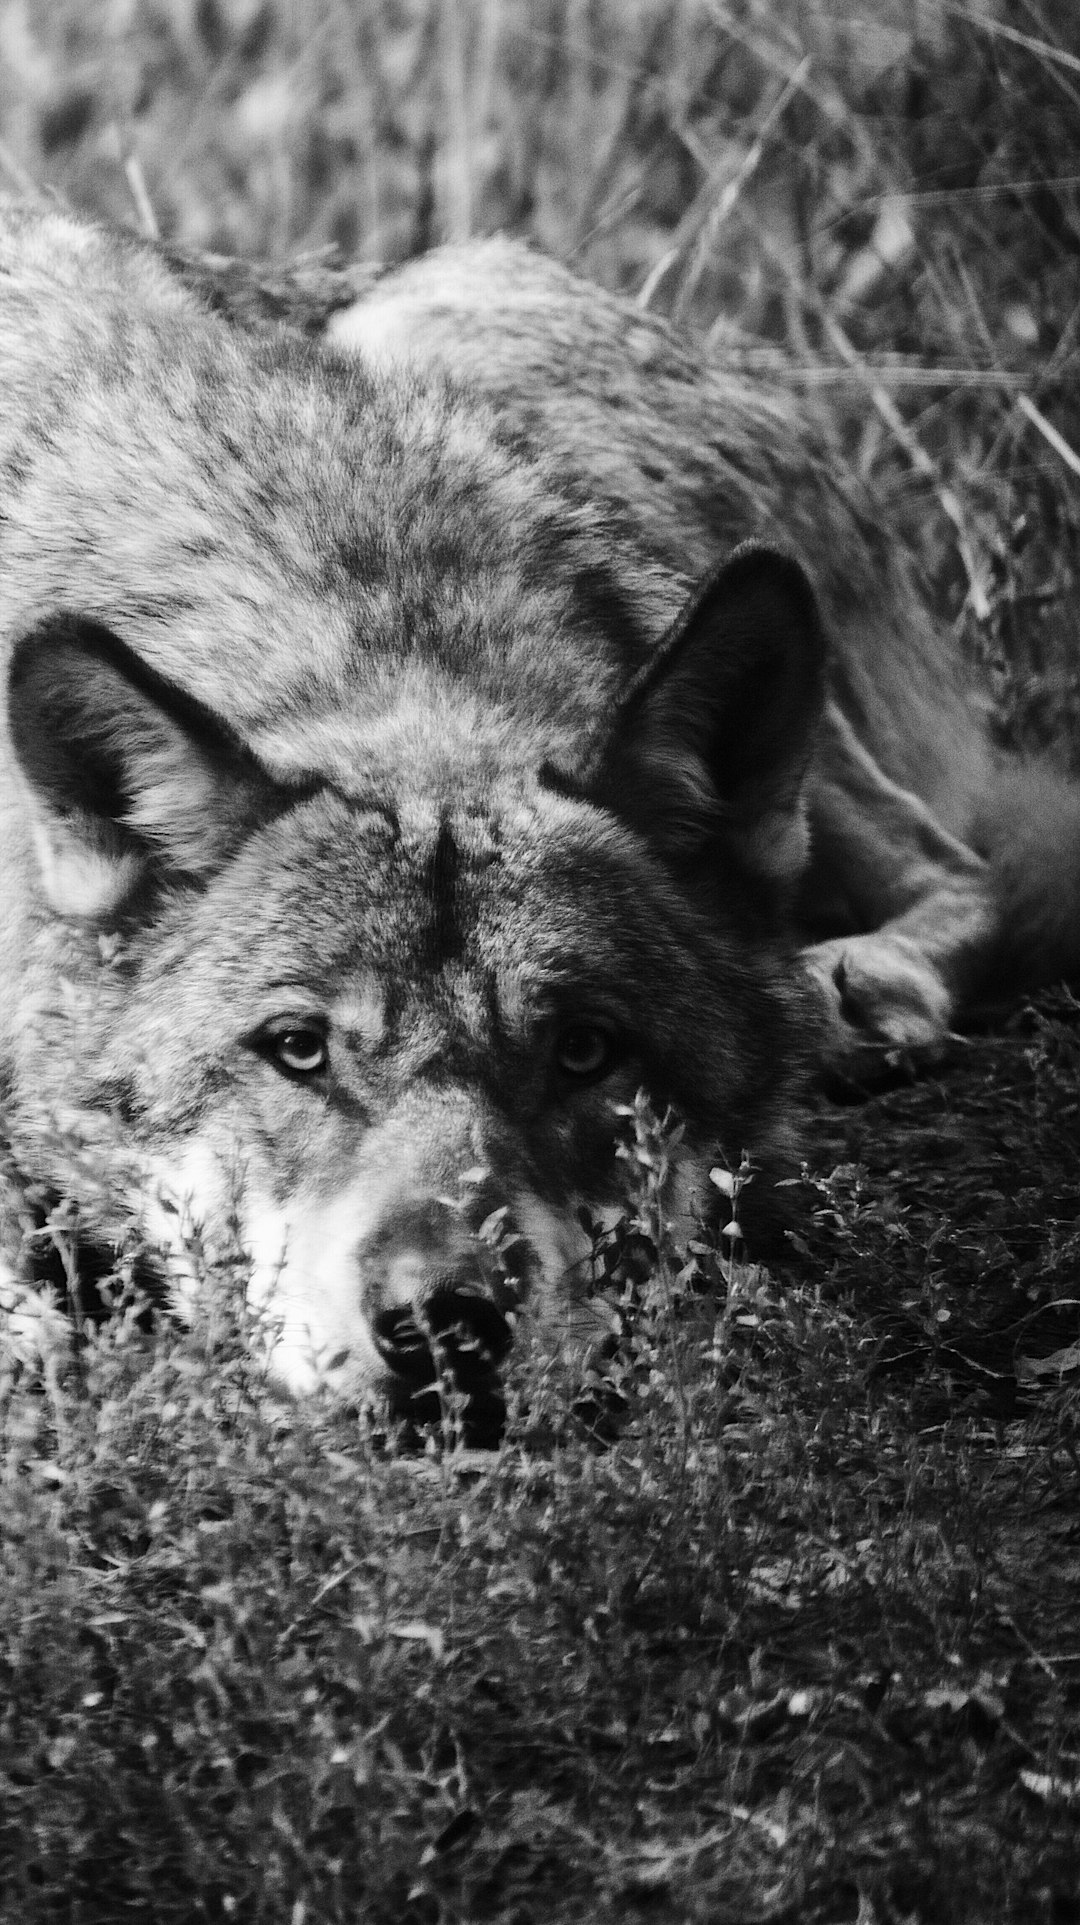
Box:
7;614;283;920
600;545;827;896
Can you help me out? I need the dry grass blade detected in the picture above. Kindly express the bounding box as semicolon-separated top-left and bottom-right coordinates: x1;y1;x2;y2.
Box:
1017;392;1080;482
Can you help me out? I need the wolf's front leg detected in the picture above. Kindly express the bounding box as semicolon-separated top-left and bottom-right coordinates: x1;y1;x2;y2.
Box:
802;705;995;1077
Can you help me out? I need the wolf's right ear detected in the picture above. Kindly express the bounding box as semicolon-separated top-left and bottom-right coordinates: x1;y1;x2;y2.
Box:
7;615;281;920
597;545;827;898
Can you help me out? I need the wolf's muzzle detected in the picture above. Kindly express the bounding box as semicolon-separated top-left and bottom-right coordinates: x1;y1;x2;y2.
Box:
373;1287;513;1444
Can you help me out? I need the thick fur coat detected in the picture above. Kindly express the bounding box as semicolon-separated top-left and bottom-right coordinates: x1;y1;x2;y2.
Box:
1;205;1077;1419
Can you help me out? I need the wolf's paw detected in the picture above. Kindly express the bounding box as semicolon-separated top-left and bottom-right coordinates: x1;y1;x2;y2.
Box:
804;933;956;1084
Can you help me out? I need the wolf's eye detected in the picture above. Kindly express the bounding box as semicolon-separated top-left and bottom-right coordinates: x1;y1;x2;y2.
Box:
254;1022;329;1079
555;1019;617;1083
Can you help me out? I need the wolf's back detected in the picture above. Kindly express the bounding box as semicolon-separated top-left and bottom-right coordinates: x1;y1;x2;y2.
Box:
326;237;988;839
328;236;1080;1002
0;209;652;778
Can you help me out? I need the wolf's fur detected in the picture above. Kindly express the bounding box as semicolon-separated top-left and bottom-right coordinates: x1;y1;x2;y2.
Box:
1;207;1078;1415
325;242;1080;1034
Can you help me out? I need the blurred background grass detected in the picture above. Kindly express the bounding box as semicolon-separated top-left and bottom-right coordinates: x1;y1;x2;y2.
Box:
1;0;1077;750
1;0;1074;318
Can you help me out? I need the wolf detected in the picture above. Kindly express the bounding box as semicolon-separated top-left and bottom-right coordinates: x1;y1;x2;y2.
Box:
1;205;1078;1427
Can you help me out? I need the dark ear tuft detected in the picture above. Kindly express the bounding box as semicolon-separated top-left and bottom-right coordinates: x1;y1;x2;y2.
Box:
597;544;827;895
8;613;282;919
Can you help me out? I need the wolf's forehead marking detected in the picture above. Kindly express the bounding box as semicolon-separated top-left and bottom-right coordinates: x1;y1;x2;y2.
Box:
391;796;502;970
394;795;501;861
423;813;458;965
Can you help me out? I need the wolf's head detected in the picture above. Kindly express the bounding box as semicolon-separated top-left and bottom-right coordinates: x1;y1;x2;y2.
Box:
7;546;824;1428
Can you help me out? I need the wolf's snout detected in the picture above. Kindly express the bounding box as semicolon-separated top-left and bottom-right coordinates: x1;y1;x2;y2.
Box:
372;1285;513;1447
360;1180;522;1412
373;1288;513;1388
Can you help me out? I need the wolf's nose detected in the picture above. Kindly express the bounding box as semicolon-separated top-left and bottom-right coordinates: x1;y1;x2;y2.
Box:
426;1288;514;1369
373;1289;512;1386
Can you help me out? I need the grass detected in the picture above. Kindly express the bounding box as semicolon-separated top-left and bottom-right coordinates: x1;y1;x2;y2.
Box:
4;1029;1080;1922
2;2;1080;1919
